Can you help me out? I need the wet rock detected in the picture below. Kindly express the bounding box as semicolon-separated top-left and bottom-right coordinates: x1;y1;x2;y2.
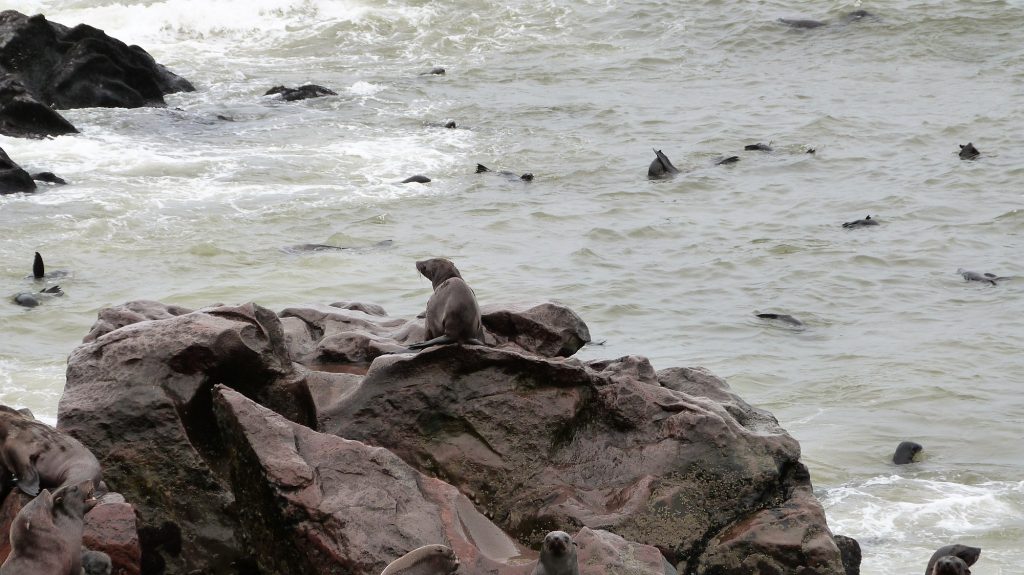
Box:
324;346;846;574
83;501;142;575
833;534;861;575
0;10;194;110
0;75;78;138
0;145;36;194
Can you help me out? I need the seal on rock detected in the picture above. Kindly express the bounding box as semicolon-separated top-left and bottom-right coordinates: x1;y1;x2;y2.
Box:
380;544;459;575
842;215;879;229
925;544;980;575
531;531;579;575
958;143;980;160
0;406;103;496
0;489;71;575
648;149;680;179
893;441;923;464
408;258;485;350
476;163;533;181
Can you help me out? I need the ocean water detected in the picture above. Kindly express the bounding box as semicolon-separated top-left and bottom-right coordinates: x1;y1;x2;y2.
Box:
2;1;1022;573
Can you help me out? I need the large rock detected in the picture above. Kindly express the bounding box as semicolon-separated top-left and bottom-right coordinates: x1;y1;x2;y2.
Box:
59;303;312;575
82;299;194;343
0;145;36;194
481;302;591;358
0;10;194;112
324;347;846;574
83;499;142;575
0;75;78;138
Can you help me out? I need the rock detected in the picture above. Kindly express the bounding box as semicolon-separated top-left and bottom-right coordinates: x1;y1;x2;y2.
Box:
480;302;591;358
0;75;78;138
83;501;142;575
0;145;36;194
82;300;194;342
0;489;32;564
211;384;534;575
279;304;414;364
59;303;313;574
0;10;194;111
833;534;861;575
323;346;846;574
574;528;674;575
264;84;337;101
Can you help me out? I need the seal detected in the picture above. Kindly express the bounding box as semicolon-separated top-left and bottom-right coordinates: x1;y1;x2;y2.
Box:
930;556;969;575
648;149;680;179
744;143;772;151
957;268;1011;285
531;531;579;575
402;175;431;184
958;143;979;160
53;479;96;575
82;550;113;575
476;163;533;181
842;215;879;228
716;155;739;165
893;441;923;464
925;544;980;575
420;66;446;76
12;286;63;308
756;312;805;328
408;258;485;350
0;406;103;496
380;544;459;575
27;252;70;280
0;489;72;575
779;18;826;28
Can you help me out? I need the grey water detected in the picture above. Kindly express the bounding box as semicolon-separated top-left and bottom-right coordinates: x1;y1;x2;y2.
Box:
2;1;1023;573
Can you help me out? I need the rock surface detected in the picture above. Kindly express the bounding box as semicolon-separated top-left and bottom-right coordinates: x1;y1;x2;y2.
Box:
0;145;36;194
0;75;78;138
0;10;194;113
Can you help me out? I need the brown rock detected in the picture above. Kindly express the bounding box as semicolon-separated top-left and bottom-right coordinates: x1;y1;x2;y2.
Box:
481;302;591;357
82;300;193;343
83;501;141;575
574;528;674;575
0;489;31;564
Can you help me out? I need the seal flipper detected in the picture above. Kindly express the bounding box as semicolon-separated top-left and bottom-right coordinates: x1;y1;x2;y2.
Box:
408;335;457;350
33;252;44;279
475;163;491;173
3;441;41;496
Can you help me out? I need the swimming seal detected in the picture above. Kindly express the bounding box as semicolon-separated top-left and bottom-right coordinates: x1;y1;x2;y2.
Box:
744;143;772;151
531;531;579;575
0;406;103;496
0;489;71;575
648;149;680;179
264;84;337;101
893;441;923;464
957;268;1011;285
842;215;879;228
380;544;459;575
476;163;533;181
408;258;485;350
931;556;969;575
958;143;979;160
420;66;446;76
779;18;826;28
12;285;63;308
716;155;740;165
53;479;95;575
402;175;431;184
756;312;804;328
925;545;980;575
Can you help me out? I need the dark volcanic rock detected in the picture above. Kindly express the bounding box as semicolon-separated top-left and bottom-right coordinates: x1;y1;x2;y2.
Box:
323;347;845;574
833;534;861;575
59;303;313;575
0;10;194;111
0;75;78;137
0;145;36;194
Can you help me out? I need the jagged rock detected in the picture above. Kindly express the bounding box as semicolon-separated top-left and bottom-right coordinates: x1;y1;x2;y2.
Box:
0;10;194;111
59;303;312;574
0;145;36;194
574;528;675;575
81;300;194;342
324;347;845;574
480;302;591;357
0;75;78;138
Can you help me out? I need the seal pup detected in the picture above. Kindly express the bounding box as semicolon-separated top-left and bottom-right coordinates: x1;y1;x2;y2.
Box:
476;163;533;181
0;489;71;575
380;544;459;575
648;149;680;179
925;544;980;575
408;258;485;350
842;215;879;228
531;531;579;575
52;479;95;575
957;268;1012;285
402;175;431;184
893;441;923;464
0;407;103;496
958;143;979;160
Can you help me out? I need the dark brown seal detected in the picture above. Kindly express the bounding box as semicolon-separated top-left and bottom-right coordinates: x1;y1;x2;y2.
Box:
893;441;923;464
925;544;980;575
53;480;95;575
0;406;103;497
380;544;459;575
531;531;579;575
0;489;72;575
409;258;485;349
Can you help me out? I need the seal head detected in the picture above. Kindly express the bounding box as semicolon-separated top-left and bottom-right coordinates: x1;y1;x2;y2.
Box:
893;441;923;464
925;544;981;575
532;531;579;575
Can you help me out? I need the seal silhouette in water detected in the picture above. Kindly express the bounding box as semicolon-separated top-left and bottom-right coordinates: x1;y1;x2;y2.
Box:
402;175;431;184
744;143;772;151
531;531;579;575
716;155;740;165
0;489;71;575
925;544;980;575
842;215;879;229
408;258;485;350
893;441;923;464
756;312;805;329
380;544;459;575
476;163;533;181
958;143;980;160
957;268;1012;285
648;149;680;179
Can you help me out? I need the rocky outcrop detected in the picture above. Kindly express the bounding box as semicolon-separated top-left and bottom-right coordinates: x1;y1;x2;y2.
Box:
0;145;36;194
0;75;78;138
0;10;194;115
325;347;846;574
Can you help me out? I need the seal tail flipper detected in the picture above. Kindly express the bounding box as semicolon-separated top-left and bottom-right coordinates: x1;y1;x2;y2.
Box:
33;252;44;279
408;335;457;350
654;149;679;173
41;285;63;295
475;163;491;173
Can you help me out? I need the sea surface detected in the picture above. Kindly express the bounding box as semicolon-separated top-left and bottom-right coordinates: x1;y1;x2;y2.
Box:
2;0;1022;573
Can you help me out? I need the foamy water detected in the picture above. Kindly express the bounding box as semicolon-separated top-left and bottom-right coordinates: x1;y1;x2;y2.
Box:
2;1;1023;573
